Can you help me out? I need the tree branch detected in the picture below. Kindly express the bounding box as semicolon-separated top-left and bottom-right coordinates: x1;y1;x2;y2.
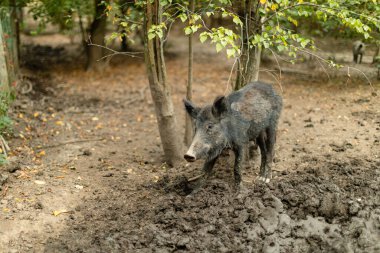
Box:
262;2;379;26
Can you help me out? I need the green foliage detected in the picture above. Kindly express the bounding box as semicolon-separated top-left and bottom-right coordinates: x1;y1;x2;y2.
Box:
103;1;144;45
0;91;13;135
375;56;380;69
269;0;380;41
199;27;240;57
0;153;6;164
24;0;94;33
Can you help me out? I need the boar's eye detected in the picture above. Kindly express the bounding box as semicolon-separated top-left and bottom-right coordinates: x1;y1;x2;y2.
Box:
206;124;214;131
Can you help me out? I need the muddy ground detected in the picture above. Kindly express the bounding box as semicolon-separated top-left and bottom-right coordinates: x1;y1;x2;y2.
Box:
0;33;380;253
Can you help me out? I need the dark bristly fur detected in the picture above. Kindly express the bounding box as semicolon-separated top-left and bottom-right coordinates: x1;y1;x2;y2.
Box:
353;40;365;64
184;81;283;186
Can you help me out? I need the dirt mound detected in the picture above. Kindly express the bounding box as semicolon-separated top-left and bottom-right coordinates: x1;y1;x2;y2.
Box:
43;157;380;253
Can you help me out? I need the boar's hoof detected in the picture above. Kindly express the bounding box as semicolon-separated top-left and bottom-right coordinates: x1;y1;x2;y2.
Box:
257;176;271;183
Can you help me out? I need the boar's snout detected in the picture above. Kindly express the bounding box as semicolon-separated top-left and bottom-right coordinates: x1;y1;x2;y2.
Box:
184;153;196;162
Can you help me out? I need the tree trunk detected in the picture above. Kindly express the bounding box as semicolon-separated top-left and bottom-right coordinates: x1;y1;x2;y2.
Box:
234;0;262;90
86;0;108;71
119;0;134;51
373;41;380;64
0;21;9;92
184;0;195;147
77;6;87;49
10;0;20;69
144;0;183;166
0;3;18;88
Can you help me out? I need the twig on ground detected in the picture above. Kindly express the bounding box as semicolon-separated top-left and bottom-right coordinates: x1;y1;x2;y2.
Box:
2;186;9;197
0;135;10;157
188;173;204;182
36;138;105;150
346;66;374;91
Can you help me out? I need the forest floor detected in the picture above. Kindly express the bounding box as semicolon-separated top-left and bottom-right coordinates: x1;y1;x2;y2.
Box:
0;32;380;253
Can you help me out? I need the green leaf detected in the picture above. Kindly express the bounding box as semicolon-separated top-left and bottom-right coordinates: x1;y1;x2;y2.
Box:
148;33;156;40
156;29;163;39
232;16;242;26
184;27;192;35
216;43;223;52
191;25;199;33
179;13;187;22
225;29;233;36
200;33;208;43
192;14;201;21
226;48;235;58
160;0;168;6
277;45;285;52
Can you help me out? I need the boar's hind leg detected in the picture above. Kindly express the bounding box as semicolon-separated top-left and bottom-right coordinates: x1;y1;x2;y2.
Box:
262;126;277;183
256;131;268;183
233;146;244;187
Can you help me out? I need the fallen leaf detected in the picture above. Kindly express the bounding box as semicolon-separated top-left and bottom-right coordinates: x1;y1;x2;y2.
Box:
75;185;84;190
36;150;46;157
55;121;64;126
52;210;71;216
33;112;40;117
17;171;30;179
34;180;46;185
92;117;99;121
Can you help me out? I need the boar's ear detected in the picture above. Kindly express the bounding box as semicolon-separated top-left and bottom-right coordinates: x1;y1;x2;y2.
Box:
183;99;200;119
212;96;227;118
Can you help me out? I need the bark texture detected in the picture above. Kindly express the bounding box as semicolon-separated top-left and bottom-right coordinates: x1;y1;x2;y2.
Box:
144;0;183;166
184;0;195;147
235;0;262;90
86;0;108;71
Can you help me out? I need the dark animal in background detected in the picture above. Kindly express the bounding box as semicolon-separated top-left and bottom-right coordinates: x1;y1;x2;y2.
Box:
184;82;283;187
353;40;365;64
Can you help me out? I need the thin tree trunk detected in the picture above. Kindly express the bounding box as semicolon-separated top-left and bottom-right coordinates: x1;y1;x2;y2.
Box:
373;41;380;64
86;0;108;71
144;0;183;166
0;21;9;92
234;0;262;90
184;0;195;147
77;7;87;49
119;0;134;51
10;0;20;69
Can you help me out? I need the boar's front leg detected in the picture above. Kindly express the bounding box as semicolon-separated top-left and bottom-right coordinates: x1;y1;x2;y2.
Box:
233;146;244;187
188;157;218;190
203;157;218;178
